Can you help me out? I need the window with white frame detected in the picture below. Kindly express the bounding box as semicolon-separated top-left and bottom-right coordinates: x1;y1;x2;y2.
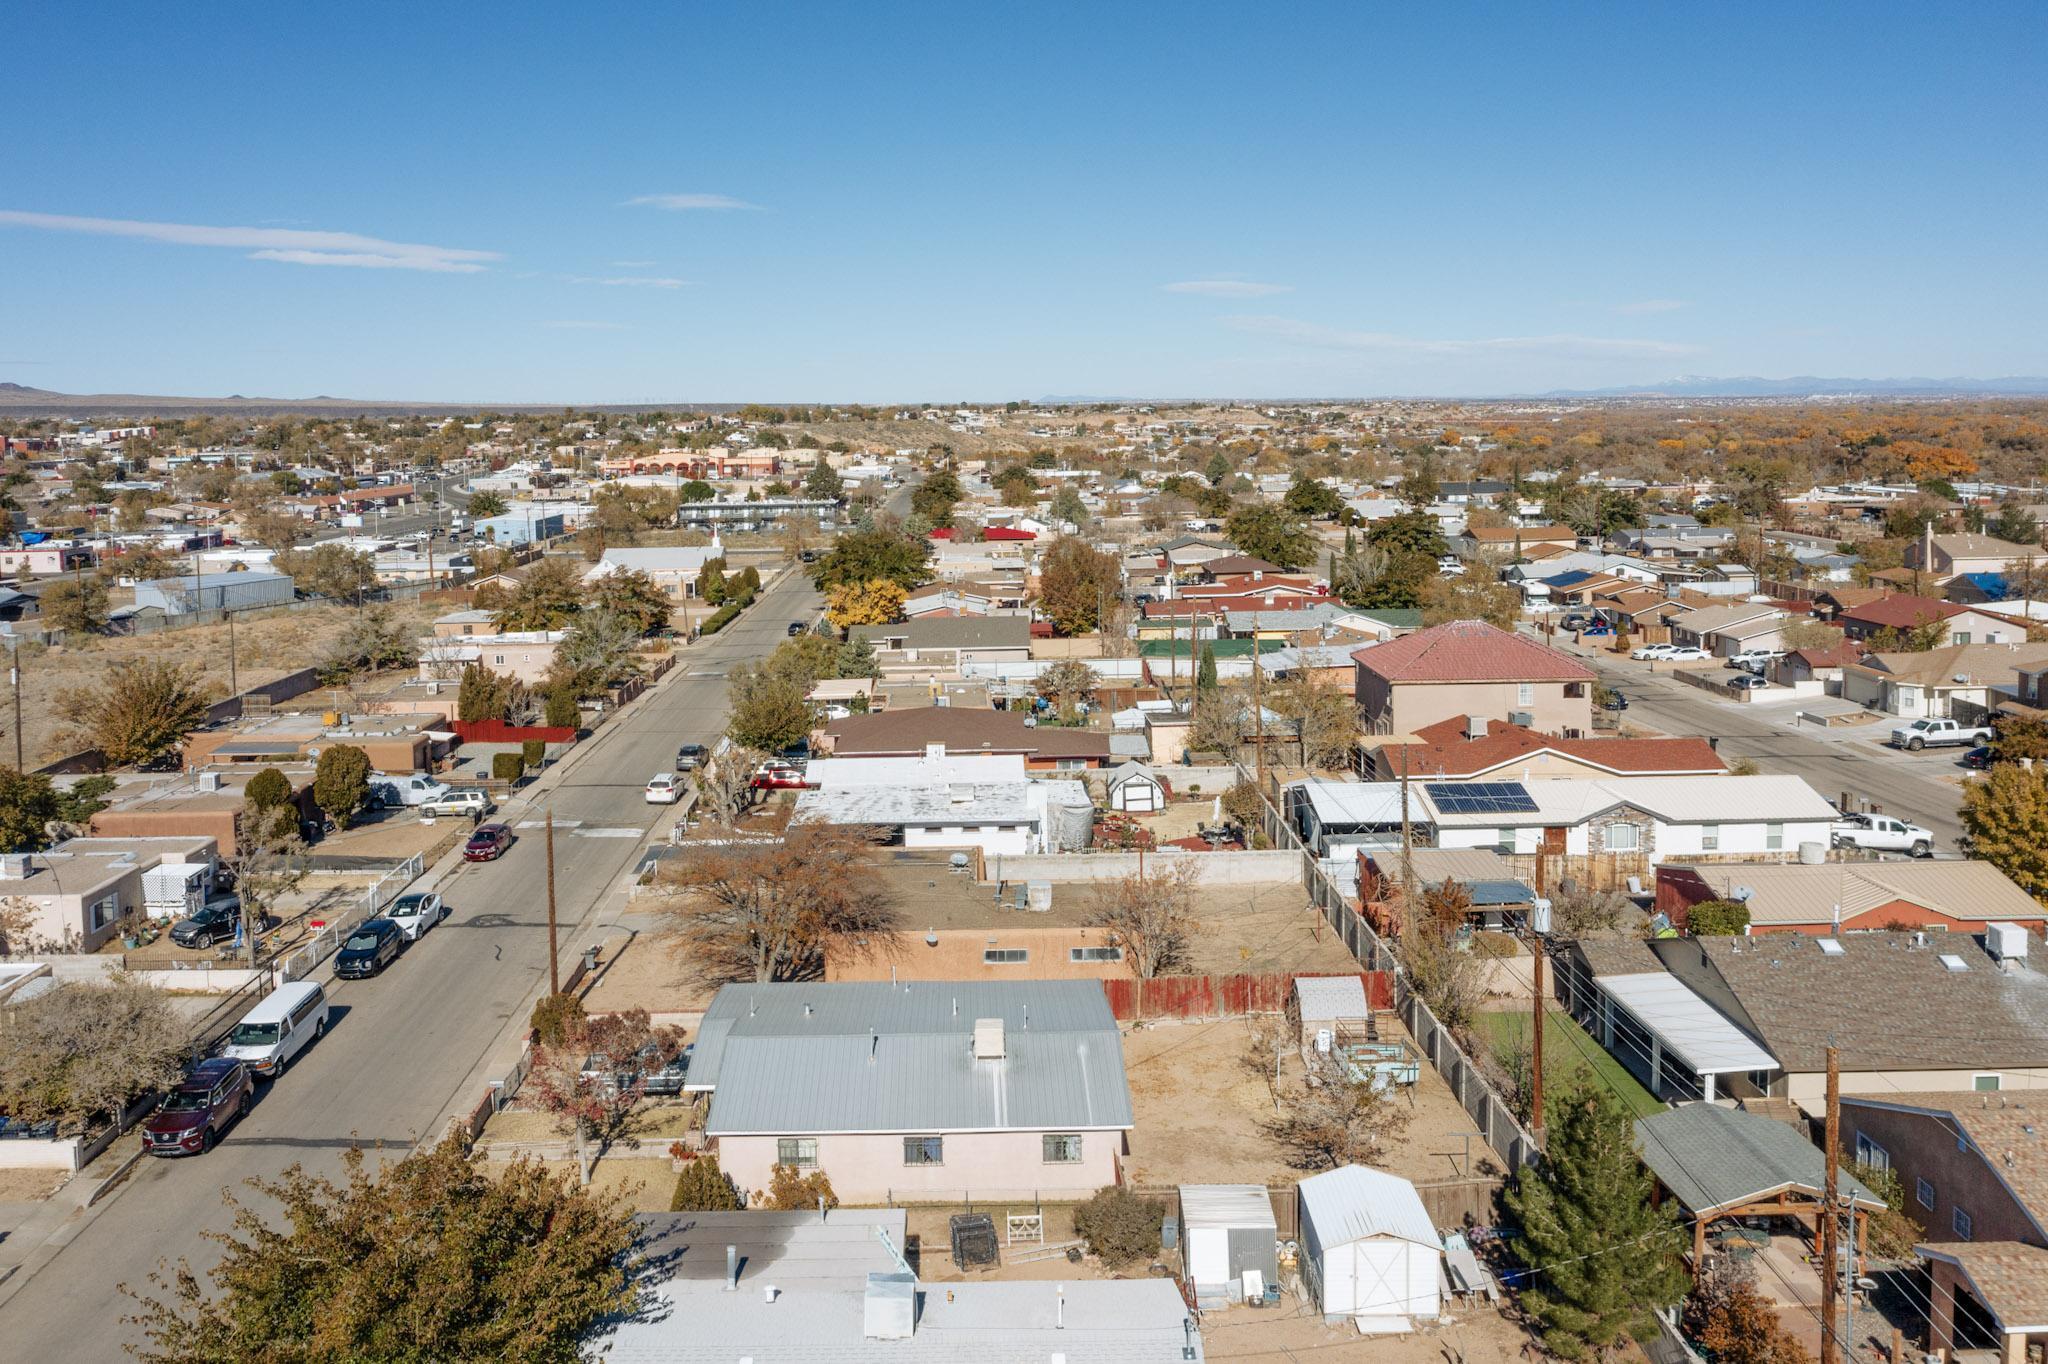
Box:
1516;682;1535;707
1974;1074;2001;1092
1952;1206;1972;1239
88;894;118;932
1042;1134;1083;1164
1701;824;1720;852
776;1138;818;1168
903;1136;943;1166
1855;1133;1890;1172
983;948;1028;965
1766;822;1784;851
1917;1178;1936;1210
1070;946;1123;963
1606;823;1641;853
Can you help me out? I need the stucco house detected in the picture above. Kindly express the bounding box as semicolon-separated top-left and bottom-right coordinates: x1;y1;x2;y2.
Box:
691;980;1133;1203
1655;860;2048;936
1352;619;1594;737
0;837;221;953
1841;641;2048;719
1905;531;2040;578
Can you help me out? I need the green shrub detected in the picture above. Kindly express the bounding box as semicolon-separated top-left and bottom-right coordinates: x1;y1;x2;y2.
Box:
1071;1186;1162;1266
312;745;371;830
245;766;291;810
528;991;586;1045
701;601;746;635
543;687;580;729
1687;899;1751;936
492;752;525;783
521;739;545;770
670;1153;744;1211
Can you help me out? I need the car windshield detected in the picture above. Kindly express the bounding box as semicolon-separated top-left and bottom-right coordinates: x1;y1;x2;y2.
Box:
392;896;425;914
160;1089;212;1112
344;931;383;951
228;1021;280;1046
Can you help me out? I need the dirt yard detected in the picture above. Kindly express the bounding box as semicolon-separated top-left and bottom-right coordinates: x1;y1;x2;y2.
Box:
1183;885;1362;977
1199;1298;1558;1362
1121;1017;1494;1188
9;597;439;765
0;1168;69;1202
576;929;707;1016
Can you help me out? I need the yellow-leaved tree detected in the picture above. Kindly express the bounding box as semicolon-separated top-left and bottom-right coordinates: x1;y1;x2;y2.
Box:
824;578;907;629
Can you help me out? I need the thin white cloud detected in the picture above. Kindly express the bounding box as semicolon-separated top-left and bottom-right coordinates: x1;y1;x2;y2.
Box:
624;194;761;211
565;275;689;289
610;259;655;267
1225;315;1701;360
0;209;499;273
1164;279;1293;298
544;320;630;331
1613;298;1688;315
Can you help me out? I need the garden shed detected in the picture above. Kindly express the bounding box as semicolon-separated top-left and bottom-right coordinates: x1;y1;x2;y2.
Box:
1179;1184;1278;1306
1105;761;1169;813
1297;1164;1441;1332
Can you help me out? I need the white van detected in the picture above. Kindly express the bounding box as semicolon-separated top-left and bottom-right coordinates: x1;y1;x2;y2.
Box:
222;981;329;1078
370;775;452;809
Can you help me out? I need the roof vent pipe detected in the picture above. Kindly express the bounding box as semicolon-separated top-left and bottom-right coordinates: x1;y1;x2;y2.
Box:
725;1245;738;1291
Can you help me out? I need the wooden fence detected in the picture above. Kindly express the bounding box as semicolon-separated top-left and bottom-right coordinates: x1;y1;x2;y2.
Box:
1099;969;1392;1021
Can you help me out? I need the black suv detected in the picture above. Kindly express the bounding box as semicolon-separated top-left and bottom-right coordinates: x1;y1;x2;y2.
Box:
335;918;404;978
170;899;241;949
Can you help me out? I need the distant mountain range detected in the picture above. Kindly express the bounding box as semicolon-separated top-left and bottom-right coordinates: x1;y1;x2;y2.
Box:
1540;375;2048;398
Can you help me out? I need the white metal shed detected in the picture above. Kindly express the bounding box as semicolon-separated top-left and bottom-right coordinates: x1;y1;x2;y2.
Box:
1105;761;1167;813
1179;1184;1278;1305
1297;1165;1441;1332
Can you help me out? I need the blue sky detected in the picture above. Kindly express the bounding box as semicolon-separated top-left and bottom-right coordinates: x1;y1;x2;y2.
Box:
5;1;2045;402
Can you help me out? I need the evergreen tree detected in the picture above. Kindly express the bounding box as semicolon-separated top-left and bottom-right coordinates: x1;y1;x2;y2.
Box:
1503;1084;1688;1359
1196;644;1218;693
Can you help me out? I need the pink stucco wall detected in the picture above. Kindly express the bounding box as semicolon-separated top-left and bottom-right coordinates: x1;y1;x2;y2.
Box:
716;1128;1124;1204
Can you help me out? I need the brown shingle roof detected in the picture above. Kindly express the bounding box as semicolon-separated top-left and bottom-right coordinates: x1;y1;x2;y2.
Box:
822;707;1111;759
1841;595;1966;629
1916;1243;2048;1328
1350;619;1595;684
1381;718;1724;779
1846;1092;2048;1229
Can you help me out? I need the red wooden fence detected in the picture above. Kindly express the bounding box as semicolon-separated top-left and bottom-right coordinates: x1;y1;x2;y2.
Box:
449;720;580;745
1100;969;1392;1021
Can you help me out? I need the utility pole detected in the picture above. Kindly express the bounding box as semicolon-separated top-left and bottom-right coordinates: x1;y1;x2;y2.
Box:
226;609;238;695
9;639;21;771
545;808;560;996
1820;1043;1841;1364
1396;742;1415;953
1530;938;1546;1143
1251;623;1266;785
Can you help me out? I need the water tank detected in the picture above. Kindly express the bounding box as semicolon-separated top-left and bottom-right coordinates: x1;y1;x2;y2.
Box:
1798;841;1827;864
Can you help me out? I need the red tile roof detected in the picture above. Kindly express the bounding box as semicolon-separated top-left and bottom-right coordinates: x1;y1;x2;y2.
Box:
1839;595;1968;628
1383;718;1725;779
1351;619;1595;684
983;526;1037;541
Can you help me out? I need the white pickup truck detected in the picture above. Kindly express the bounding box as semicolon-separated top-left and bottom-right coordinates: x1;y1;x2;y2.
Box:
1888;717;1994;751
1831;811;1936;858
368;775;453;808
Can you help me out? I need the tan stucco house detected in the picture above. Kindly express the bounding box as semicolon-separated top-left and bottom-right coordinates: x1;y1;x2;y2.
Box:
1352;619;1595;737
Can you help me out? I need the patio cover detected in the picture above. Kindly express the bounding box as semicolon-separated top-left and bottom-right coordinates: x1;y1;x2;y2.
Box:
1635;1103;1883;1219
1596;971;1779;1078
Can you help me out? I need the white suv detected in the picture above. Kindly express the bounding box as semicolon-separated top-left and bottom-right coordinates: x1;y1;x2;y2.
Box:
644;773;683;804
420;789;492;820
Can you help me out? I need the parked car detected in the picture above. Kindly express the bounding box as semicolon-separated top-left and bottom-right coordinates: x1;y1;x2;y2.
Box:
1600;688;1630;712
637;1042;691;1096
368;775;452;809
1728;674;1770;691
751;763;810;790
380;892;446;941
645;772;683;804
787;621;807;636
1888;717;1994;752
1631;643;1677;660
1831;811;1935;858
221;981;328;1078
463;823;514;861
1963;745;1996;770
675;743;708;771
169;897;244;949
1582;620;1614;637
1437;557;1466;577
1559;613;1590;632
420;788;492;820
142;1058;252;1157
336;917;405;978
1660;646;1712;662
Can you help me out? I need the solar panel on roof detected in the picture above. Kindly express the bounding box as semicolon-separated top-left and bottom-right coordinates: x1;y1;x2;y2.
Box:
1424;781;1539;815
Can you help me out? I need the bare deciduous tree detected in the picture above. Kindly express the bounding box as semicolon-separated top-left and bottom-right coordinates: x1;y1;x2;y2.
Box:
691;745;766;828
1266;1047;1413;1170
1086;858;1201;980
650;824;898;986
1403;878;1487;1034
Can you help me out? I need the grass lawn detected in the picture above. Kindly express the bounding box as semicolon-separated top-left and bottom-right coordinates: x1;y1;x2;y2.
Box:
1474;1009;1663;1120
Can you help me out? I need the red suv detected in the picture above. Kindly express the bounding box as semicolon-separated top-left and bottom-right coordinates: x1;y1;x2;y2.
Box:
142;1057;253;1156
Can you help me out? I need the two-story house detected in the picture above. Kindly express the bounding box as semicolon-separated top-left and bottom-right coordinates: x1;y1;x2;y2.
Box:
1352;619;1595;737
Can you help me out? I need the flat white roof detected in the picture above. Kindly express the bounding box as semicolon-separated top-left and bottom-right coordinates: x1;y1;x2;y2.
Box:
1597;972;1780;1076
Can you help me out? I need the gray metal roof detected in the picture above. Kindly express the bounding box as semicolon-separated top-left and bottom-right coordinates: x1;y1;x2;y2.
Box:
1297;1165;1437;1248
1633;1104;1881;1217
695;981;1133;1137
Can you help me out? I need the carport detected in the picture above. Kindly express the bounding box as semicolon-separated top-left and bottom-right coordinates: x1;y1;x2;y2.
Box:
1591;969;1779;1102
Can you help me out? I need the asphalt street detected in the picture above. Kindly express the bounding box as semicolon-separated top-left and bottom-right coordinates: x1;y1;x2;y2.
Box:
0;564;822;1360
1576;649;1972;851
